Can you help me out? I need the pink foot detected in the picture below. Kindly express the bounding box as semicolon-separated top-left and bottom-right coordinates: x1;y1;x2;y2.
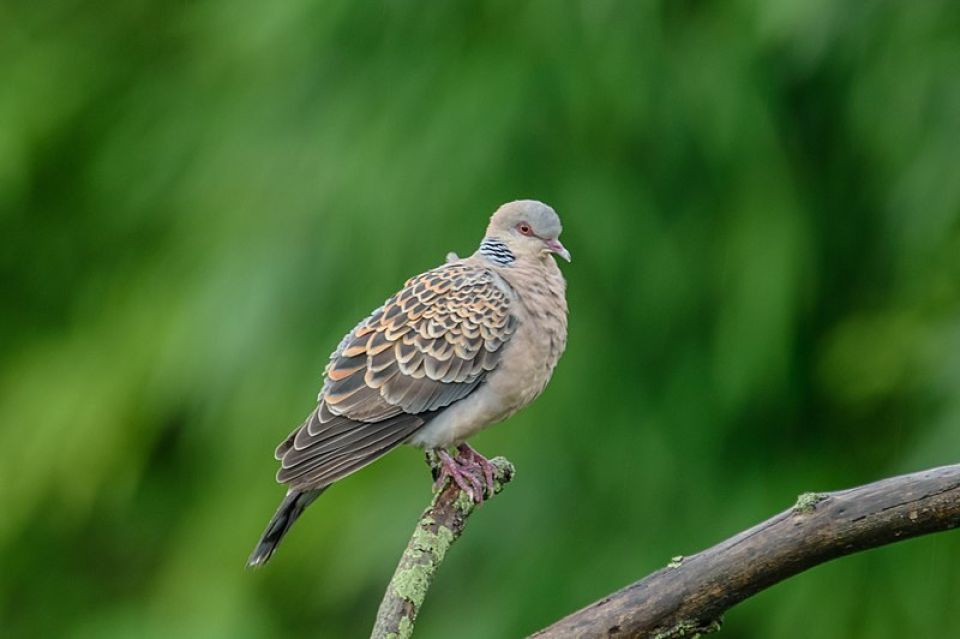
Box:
433;448;485;502
429;445;499;502
456;443;497;497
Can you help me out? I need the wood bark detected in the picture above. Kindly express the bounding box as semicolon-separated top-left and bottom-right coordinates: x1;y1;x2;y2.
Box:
371;457;515;639
531;463;960;638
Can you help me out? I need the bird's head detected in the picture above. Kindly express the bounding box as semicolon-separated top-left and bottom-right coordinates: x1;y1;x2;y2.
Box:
484;200;571;264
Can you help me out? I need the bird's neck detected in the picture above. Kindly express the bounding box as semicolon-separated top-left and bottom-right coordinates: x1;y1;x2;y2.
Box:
478;237;515;266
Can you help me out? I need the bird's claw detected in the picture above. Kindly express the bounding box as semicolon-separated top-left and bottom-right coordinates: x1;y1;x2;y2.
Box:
456;443;497;496
429;445;496;503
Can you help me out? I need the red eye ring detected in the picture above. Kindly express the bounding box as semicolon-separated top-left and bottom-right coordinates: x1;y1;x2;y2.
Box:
518;223;533;236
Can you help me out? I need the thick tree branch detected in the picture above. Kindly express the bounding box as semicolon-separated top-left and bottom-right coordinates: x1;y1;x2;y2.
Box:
370;457;515;639
532;463;960;639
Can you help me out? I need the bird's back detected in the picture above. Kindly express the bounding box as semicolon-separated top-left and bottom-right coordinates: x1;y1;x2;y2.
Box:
273;259;521;489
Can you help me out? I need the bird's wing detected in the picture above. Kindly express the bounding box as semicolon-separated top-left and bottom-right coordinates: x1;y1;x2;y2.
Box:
275;261;518;488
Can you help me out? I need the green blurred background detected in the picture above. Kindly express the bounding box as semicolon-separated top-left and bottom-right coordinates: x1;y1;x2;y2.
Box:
3;1;960;637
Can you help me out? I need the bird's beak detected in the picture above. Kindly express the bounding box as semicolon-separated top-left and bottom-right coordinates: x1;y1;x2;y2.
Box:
545;238;571;263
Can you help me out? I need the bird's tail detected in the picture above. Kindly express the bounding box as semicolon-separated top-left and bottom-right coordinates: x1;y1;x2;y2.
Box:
247;489;323;567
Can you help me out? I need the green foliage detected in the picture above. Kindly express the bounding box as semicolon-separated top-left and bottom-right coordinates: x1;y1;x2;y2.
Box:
2;1;959;637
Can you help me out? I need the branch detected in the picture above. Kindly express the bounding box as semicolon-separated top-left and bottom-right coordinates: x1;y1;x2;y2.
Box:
371;456;516;639
532;463;960;639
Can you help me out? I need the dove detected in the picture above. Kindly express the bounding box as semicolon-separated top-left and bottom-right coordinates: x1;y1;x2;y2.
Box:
248;199;569;566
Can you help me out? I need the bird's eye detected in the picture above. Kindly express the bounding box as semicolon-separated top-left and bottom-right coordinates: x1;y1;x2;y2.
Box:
518;223;533;236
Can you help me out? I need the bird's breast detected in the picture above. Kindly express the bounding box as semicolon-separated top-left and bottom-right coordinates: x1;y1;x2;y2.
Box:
407;259;568;449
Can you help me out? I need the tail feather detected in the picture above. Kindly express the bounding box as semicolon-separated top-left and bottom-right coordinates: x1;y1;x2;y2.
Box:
247;489;323;567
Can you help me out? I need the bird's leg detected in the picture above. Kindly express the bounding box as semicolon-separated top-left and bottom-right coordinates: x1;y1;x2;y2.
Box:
455;443;497;497
431;448;484;502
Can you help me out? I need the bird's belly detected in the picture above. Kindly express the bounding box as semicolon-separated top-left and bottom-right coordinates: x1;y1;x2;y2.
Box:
407;334;554;449
407;385;504;449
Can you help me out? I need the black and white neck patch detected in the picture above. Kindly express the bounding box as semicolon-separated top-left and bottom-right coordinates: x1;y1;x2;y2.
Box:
479;238;515;265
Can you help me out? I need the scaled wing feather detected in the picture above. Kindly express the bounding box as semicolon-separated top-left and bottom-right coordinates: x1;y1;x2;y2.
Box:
275;262;518;490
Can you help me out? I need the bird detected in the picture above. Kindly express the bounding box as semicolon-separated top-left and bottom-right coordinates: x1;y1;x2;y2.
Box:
247;199;570;567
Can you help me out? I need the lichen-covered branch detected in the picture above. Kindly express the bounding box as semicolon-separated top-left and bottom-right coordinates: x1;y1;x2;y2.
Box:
370;457;515;639
532;463;960;639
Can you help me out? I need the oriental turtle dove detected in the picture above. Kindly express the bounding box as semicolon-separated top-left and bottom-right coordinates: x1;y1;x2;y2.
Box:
248;200;569;566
